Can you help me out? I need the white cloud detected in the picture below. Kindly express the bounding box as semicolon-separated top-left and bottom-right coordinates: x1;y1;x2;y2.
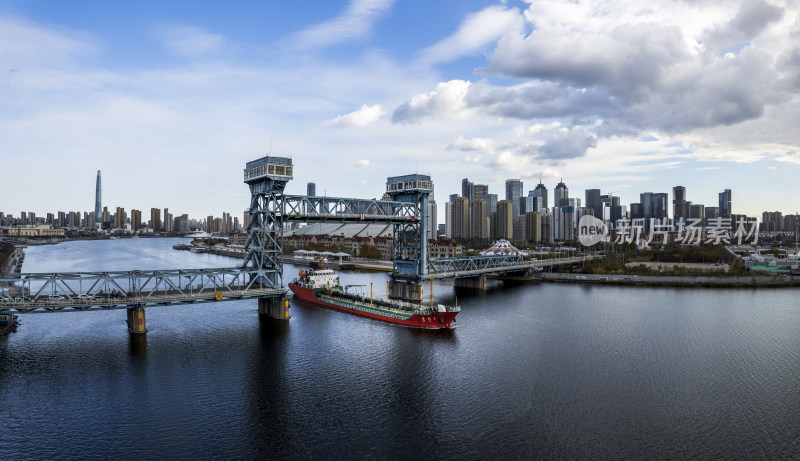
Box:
289;0;395;49
154;24;226;56
325;104;385;127
447;136;494;154
354;159;370;167
417;6;525;65
392;80;472;123
0;15;95;67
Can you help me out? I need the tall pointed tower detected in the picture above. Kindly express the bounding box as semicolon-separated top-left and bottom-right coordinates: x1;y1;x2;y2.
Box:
95;170;102;223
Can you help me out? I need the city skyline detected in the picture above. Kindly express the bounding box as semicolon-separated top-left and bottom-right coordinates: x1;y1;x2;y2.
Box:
2;1;799;219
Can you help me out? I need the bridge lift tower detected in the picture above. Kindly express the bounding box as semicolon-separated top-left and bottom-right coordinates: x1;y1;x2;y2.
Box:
385;174;432;302
243;155;293;319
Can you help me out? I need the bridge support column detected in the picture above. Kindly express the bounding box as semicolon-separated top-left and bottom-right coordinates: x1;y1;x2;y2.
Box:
455;276;487;291
388;279;423;303
126;306;147;335
258;297;290;320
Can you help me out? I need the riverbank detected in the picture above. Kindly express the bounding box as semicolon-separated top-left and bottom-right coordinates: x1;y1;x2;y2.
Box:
0;242;25;276
536;271;800;287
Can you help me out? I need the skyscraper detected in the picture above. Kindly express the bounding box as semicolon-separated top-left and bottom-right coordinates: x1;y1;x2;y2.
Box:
719;189;732;217
95;170;102;223
554;179;568;207
673;186;686;222
505;179;523;219
462;178;474;201
532;180;548;210
307;182;316;196
585;189;602;219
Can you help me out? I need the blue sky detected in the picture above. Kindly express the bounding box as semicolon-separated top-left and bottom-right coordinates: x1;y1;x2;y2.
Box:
1;0;799;221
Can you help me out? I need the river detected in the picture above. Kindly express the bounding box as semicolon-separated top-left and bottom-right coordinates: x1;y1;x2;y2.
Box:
1;237;799;459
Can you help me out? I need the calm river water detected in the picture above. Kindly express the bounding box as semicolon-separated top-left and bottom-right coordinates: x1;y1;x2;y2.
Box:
1;238;799;460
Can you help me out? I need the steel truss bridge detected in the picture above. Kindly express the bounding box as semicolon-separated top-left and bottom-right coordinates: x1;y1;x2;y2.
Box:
0;267;285;314
282;195;418;224
423;255;594;279
1;154;593;333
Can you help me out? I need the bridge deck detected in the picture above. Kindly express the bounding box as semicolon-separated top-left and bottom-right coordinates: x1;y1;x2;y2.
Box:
0;266;287;314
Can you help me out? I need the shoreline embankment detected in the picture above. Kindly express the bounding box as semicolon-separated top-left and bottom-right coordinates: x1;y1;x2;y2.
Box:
535;272;800;288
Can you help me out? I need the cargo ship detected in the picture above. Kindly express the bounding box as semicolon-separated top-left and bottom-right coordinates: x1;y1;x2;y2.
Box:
289;267;459;329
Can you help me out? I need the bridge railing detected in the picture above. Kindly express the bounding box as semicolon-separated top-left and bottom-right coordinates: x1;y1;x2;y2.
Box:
427;255;526;275
0;267;281;306
282;195;419;223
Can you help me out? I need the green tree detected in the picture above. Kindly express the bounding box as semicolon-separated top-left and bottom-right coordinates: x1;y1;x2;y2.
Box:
358;244;382;260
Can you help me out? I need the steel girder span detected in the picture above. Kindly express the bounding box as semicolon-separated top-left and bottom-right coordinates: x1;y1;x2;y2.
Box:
0;268;286;314
425;255;528;279
282;195;418;224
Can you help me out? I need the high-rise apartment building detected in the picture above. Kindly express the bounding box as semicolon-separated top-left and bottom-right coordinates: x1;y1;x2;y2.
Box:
131;209;142;231
525;211;542;242
426;200;438;241
495;200;514;240
115;207;127;229
150;208;161;232
470;198;488;240
452;197;470;239
474;184;488;199
164;208;173;233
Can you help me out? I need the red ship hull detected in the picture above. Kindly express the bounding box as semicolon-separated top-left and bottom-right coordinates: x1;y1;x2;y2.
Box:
289;283;457;329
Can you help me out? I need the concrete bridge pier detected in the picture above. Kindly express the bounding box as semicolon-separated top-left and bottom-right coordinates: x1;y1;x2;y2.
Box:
454;275;487;291
388;279;423;303
126;305;147;335
258;297;290;320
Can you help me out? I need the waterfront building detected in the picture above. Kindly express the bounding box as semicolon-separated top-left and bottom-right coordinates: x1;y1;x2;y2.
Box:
506;179;523;220
131;209;142;231
164;208;173;233
115;207;127;229
150;208;161;232
101;207;111;229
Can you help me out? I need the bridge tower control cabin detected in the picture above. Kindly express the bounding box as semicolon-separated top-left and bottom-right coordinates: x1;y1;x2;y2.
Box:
243;156;293;319
385;174;432;303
